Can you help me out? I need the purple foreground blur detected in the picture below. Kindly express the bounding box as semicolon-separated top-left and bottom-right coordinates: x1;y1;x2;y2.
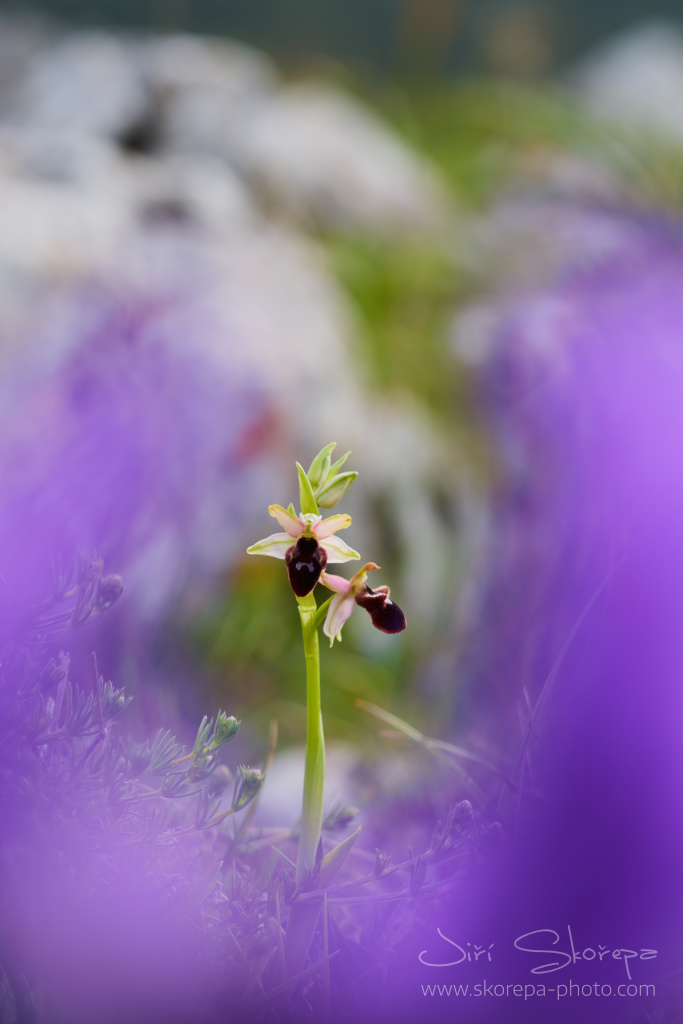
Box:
0;273;274;1023
0;272;273;620
4;217;683;1023
383;220;683;1023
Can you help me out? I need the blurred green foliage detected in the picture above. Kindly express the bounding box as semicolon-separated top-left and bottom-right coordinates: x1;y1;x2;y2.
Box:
190;80;593;744
326;236;456;416
378;76;683;211
193;74;683;748
188;560;411;748
376;79;598;203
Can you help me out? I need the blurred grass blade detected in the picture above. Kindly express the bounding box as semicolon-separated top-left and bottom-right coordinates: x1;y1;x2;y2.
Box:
318;825;361;888
356;699;509;800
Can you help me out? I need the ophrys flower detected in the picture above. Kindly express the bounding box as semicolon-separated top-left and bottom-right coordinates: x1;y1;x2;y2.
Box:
247;504;359;596
321;562;406;645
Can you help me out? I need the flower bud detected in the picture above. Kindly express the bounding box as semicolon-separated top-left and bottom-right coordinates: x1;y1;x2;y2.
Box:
211;712;240;748
448;800;474;836
307;442;337;488
231;766;265;811
95;574;124;611
316;471;358;509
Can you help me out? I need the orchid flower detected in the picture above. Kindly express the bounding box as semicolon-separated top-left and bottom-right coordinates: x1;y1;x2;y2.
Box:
245;445;405;911
321;562;406;645
247;504;359;596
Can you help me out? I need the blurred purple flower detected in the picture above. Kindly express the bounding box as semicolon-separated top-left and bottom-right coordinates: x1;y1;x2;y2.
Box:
0;271;275;620
386;220;683;1022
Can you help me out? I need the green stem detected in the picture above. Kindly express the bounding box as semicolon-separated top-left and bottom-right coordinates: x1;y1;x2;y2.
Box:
296;592;324;883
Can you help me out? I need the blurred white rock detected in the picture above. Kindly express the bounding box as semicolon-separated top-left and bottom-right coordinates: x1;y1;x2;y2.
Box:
123;152;257;230
0;124;121;185
2;26;454;239
0;126;132;355
570;21;683;145
5;31;149;140
253;740;421;836
252;745;359;830
147;33;277;157
142;32;277;97
0;157;457;623
0;14;49;99
0;21;464;628
225;84;453;236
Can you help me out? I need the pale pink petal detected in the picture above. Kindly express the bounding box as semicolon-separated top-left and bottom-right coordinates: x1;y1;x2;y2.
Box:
314;514;352;539
320;535;360;563
320;571;352;594
323;591;355;643
268;504;304;538
246;532;293;559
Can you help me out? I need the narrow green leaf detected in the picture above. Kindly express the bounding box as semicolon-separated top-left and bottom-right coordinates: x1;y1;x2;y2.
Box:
296;462;319;516
328;450;351;476
287;502;297;517
356;699;508;778
318;826;361;888
356;700;492;804
192;716;212;756
307;442;337;488
313;596;333;632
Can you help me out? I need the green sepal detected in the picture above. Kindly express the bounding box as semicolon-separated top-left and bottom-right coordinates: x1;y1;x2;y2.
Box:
318;826;361;888
297;462;319;516
307;442;337;488
316;471;358;509
328;450;351;476
287;502;297;517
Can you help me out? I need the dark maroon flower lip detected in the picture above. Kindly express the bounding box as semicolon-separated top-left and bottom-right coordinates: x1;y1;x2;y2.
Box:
356;584;406;634
285;536;328;597
320;564;406;643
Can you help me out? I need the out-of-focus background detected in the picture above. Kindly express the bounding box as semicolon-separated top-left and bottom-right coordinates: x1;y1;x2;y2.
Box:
4;0;683;75
2;0;683;829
